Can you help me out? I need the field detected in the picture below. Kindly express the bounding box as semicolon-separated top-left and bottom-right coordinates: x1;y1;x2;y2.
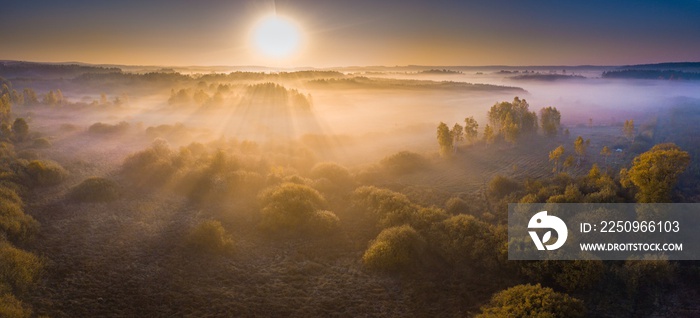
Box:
2;62;700;317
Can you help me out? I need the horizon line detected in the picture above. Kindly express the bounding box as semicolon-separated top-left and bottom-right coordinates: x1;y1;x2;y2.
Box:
2;59;700;71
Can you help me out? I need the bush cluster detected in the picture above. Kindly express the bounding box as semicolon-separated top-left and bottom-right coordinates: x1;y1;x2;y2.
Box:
478;284;585;318
0;293;32;318
25;159;68;186
362;225;426;271
0;198;38;242
186;220;235;254
258;183;339;235
0;242;43;294
379;151;429;175
352;186;447;230
31;137;51;148
69;177;121;202
87;121;130;134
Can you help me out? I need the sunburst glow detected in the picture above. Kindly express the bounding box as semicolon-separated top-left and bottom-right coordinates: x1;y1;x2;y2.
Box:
252;14;302;58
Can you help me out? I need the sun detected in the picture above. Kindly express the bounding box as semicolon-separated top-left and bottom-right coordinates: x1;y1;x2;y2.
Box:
252;14;302;58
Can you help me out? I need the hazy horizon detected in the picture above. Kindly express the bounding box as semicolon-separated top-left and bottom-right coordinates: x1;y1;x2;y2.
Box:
3;0;700;67
5;58;700;71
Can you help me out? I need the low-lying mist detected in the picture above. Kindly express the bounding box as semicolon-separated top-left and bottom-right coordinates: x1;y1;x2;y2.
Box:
9;66;700;169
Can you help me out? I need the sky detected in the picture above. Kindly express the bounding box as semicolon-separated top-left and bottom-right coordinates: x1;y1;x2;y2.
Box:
2;0;700;67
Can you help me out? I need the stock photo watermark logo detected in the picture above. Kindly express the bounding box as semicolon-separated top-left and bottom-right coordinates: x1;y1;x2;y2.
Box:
510;203;700;260
528;211;568;251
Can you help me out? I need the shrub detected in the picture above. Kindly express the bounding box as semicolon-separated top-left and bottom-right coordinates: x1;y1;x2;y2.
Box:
0;181;25;198
259;183;326;220
0;202;38;242
59;123;80;132
0;142;16;163
478;284;585;318
0;242;43;294
189;169;264;203
379;151;429;174
519;260;605;293
352;186;417;228
30;138;51;148
25;160;68;186
305;210;340;235
430;215;503;270
488;175;521;199
0;187;22;206
121;144;175;187
258;183;339;235
362;225;426;272
185;220;235;254
309;162;354;192
282;174;313;185
87;121;130;134
621;256;675;307
15;150;38;161
409;206;448;232
69;177;120;202
0;293;32;318
11;118;28;142
445;197;469;214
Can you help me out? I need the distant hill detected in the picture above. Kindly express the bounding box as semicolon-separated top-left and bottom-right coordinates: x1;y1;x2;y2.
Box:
616;62;700;72
307;76;526;92
0;61;121;79
510;74;586;81
418;69;462;75
603;70;700;80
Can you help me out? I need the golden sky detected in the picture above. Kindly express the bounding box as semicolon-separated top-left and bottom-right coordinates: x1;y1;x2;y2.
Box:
2;0;699;67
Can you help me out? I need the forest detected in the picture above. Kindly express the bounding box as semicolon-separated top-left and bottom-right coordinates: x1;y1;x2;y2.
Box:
1;62;700;317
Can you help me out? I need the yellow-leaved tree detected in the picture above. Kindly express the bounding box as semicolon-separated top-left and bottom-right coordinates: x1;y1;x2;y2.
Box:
620;143;690;203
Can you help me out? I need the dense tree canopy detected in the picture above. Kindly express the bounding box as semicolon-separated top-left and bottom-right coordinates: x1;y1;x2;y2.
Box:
540;106;561;136
487;97;538;144
437;122;453;157
620;143;690;202
464;116;479;142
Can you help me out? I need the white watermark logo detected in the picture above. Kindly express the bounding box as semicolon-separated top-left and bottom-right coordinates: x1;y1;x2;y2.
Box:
528;211;568;251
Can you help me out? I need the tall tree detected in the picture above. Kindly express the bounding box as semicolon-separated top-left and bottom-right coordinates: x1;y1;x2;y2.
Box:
451;123;464;146
623;120;635;142
574;136;589;166
563;155;575;173
588;163;601;179
540;106;561;136
44;90;57;105
601;146;612;167
487;97;538;142
55;89;65;105
620;143;690;203
483;124;495;147
437;122;453;157
503;113;519;145
464;116;479;142
10;89;23;105
549;145;565;174
23;88;38;105
12;118;29;141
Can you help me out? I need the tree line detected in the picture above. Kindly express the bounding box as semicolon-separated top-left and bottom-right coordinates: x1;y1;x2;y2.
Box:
437;97;562;156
